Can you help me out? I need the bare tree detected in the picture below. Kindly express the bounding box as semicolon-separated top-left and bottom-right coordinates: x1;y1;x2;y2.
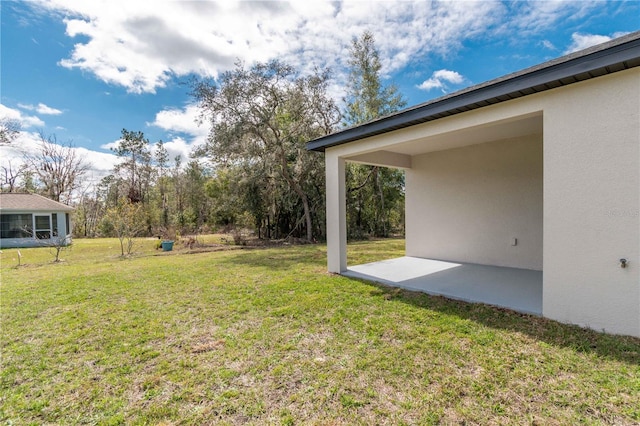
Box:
0;118;21;145
24;133;92;204
1;160;26;192
100;200;145;256
74;185;105;237
46;234;72;262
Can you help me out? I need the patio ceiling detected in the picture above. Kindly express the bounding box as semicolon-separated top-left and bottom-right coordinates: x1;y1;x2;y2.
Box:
345;112;543;168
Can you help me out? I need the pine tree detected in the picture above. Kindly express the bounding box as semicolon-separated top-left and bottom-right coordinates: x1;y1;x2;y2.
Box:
344;31;406;126
343;31;407;238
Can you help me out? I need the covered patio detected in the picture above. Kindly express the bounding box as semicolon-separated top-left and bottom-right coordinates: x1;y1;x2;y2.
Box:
308;33;640;337
322;110;545;316
343;257;542;315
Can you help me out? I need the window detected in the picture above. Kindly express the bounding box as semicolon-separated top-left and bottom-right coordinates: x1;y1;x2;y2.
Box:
52;213;58;236
35;215;51;239
0;214;33;238
65;213;70;236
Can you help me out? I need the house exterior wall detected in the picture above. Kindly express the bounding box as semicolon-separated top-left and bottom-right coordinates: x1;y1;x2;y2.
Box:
323;67;639;337
405;135;543;270
0;210;73;249
542;69;640;337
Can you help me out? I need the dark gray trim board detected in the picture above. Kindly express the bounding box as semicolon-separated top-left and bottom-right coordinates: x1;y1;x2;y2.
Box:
307;31;640;152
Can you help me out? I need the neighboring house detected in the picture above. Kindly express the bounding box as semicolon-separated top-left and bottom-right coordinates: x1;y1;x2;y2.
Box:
0;193;74;248
308;32;640;337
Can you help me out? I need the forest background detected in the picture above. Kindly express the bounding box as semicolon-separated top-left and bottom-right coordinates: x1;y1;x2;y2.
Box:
0;32;406;243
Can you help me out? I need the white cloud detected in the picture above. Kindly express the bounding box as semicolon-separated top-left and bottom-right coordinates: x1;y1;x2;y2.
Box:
504;1;601;35
74;146;120;178
28;0;506;94
417;69;465;92
18;102;63;115
0;104;45;128
99;141;119;151
0;133;39;175
564;32;630;54
23;0;604;97
37;103;63;115
147;103;208;158
160;137;195;162
0;106;114;186
148;104;207;139
541;40;556;50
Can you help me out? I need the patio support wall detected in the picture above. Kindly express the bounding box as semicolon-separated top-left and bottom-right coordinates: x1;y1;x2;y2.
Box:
405;134;543;270
543;68;640;337
325;152;347;273
317;65;639;338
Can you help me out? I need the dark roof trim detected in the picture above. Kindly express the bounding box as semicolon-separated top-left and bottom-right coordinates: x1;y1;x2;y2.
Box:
308;31;640;152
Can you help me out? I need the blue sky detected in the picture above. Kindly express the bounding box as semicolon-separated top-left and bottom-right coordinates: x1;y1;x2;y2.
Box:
1;0;639;180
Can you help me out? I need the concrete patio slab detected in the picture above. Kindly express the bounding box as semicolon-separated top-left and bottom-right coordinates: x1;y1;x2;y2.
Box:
343;256;542;315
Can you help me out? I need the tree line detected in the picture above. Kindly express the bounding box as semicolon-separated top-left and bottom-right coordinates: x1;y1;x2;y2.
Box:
1;32;407;242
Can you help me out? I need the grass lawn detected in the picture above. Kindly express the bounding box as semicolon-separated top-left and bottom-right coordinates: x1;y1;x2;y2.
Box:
1;237;639;425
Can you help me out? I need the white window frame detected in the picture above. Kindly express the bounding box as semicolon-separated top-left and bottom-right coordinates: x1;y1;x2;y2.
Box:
34;214;52;240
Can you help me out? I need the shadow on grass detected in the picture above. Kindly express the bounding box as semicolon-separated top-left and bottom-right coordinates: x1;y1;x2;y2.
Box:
214;238;406;271
216;244;327;270
353;277;640;366
208;241;639;365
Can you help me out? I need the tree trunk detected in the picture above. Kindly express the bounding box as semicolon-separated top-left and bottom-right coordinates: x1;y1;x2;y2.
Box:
300;192;313;241
279;149;313;241
375;167;387;237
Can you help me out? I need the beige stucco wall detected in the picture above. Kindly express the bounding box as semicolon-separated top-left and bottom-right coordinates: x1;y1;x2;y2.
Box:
542;69;639;337
325;153;347;272
406;134;543;270
323;66;640;337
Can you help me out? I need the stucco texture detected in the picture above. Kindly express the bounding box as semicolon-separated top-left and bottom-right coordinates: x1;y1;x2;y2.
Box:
323;67;640;337
542;69;640;337
406;135;543;271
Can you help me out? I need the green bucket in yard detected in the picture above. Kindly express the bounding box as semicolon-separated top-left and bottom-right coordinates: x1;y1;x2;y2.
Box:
161;241;174;251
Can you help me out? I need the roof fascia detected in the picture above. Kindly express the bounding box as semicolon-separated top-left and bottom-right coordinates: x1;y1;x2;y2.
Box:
307;35;640;152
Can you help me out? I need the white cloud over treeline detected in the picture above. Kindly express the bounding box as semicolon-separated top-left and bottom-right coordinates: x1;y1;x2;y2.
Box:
5;0;627;172
0;130;119;188
1;101;201;183
0;104;45;128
